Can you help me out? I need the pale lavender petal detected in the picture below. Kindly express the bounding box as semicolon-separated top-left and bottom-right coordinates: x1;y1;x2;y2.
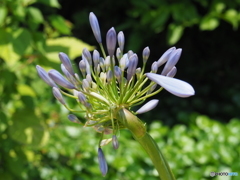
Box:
157;47;176;67
136;99;159;114
98;148;108;176
89;12;102;43
161;48;182;75
48;69;75;89
93;50;100;68
146;73;195;97
79;60;86;77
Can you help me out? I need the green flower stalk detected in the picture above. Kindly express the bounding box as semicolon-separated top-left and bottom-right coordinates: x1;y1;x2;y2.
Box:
36;12;195;179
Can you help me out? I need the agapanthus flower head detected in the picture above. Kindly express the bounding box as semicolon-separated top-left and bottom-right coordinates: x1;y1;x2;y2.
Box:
36;12;195;176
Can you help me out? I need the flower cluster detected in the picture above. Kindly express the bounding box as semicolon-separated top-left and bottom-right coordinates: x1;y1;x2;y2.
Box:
36;12;194;176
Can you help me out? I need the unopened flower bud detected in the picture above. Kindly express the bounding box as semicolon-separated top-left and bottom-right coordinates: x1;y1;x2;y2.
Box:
79;60;86;77
106;27;116;57
119;54;129;71
52;87;65;105
135;67;141;79
78;91;87;104
59;52;75;76
127;50;134;59
136;99;159;114
114;66;121;82
157;47;176;67
98;148;108;176
93;50;100;68
127;54;138;81
142;46;150;64
106;70;113;82
166;66;177;77
151;61;158;73
82;79;90;90
161;48;182;76
48;69;75;89
89;12;102;43
36;65;57;87
82;48;92;66
68;114;81;123
147;84;157;94
86;74;92;85
112;135;119;149
116;47;121;61
99;57;105;72
117;31;125;52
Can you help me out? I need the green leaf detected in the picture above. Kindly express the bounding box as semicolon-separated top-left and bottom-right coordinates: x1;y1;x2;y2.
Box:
48;15;71;34
0;6;7;26
167;24;184;45
27;7;44;24
12;28;32;56
9;110;49;147
45;37;94;63
200;17;219;30
38;0;61;8
0;29;20;64
17;84;36;97
224;9;239;29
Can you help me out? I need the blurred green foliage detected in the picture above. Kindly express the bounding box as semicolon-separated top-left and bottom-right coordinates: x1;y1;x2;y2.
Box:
1;0;240;179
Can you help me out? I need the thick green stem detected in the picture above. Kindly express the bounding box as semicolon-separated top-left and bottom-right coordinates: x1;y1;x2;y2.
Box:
117;108;176;180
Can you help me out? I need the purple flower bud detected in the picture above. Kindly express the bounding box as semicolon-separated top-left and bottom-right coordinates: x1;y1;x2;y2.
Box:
82;48;92;66
52;87;65;105
127;54;138;81
151;61;158;73
166;66;177;78
127;50;134;59
112;135;119;149
68;114;81;124
117;31;125;52
83;57;91;75
161;48;182;76
36;65;57;87
59;52;75;76
106;70;113;82
89;12;102;43
98;148;108;176
136;99;159;114
48;69;75;89
82;79;90;90
61;64;77;85
93;50;100;68
79;60;86;77
78;91;87;104
114;66;121;82
142;46;150;64
146;73;195;97
157;47;176;67
106;27;117;57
